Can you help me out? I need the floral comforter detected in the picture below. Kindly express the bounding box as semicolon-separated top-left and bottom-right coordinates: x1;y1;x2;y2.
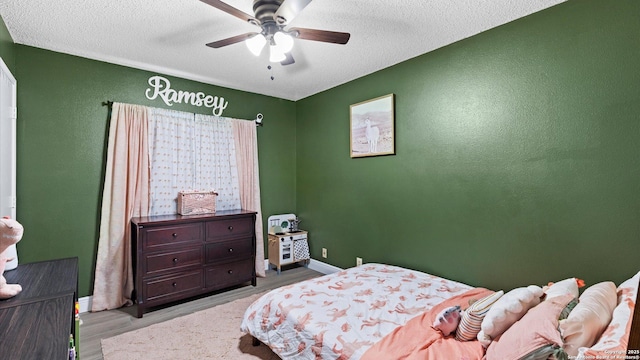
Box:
240;263;473;359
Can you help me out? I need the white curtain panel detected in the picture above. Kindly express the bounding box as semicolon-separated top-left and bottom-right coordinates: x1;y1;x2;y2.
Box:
148;107;196;215
148;109;241;215
194;114;241;212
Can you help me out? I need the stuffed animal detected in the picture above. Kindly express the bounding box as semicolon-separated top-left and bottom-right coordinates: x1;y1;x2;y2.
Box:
0;217;24;299
543;278;584;300
432;305;462;336
477;285;544;347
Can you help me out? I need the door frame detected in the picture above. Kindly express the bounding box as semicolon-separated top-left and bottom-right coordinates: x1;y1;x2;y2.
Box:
0;56;18;269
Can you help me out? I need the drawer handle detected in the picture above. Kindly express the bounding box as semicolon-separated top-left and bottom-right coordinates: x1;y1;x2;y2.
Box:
228;226;233;231
172;282;177;287
228;270;233;274
228;248;233;253
173;258;179;263
172;233;178;238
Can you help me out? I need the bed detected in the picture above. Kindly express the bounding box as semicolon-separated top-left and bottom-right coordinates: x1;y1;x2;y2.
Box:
240;263;640;360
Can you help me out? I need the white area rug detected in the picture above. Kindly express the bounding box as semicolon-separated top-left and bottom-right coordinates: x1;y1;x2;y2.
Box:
101;293;279;360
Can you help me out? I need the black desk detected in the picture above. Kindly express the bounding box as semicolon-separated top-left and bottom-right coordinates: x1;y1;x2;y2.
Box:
0;257;78;359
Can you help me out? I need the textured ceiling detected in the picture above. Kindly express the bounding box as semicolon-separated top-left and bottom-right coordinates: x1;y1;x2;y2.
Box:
1;0;564;101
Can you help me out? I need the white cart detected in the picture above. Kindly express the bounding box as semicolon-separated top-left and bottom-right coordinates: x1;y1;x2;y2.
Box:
267;214;310;274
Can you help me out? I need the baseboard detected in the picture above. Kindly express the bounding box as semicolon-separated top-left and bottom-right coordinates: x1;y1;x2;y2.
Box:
79;295;92;314
80;259;343;314
264;258;341;275
308;258;343;274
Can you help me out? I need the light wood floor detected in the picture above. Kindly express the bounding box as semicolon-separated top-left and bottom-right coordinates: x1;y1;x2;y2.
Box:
79;266;321;360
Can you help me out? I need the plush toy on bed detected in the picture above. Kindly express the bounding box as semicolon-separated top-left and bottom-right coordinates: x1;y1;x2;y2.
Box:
543;277;584;300
477;285;544;347
0;217;24;299
432;305;462;336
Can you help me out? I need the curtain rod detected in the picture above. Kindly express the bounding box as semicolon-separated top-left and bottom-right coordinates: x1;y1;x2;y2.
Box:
103;100;264;127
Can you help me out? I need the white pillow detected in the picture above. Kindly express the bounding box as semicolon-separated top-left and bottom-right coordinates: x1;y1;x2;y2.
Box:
477;285;544;347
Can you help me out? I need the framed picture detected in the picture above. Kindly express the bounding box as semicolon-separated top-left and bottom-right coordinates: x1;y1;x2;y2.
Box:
350;93;395;158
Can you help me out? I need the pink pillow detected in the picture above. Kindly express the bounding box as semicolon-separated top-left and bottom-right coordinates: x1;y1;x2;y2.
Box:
579;271;639;358
559;282;617;356
485;294;575;360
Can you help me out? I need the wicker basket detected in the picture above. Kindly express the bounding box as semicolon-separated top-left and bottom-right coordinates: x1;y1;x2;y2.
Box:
177;190;218;215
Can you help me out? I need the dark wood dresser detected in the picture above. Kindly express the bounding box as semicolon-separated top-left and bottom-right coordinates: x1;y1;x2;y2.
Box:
131;210;257;317
0;257;78;360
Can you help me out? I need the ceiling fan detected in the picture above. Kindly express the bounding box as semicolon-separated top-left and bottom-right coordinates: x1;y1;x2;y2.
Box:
201;0;350;65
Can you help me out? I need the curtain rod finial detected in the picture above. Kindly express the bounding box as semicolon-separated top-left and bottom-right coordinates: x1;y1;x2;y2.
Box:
255;113;264;127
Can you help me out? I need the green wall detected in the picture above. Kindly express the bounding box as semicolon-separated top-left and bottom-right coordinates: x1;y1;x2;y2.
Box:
296;0;640;291
14;46;296;297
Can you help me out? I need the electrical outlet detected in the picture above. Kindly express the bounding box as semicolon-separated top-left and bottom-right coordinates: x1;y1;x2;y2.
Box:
356;257;363;266
322;248;327;258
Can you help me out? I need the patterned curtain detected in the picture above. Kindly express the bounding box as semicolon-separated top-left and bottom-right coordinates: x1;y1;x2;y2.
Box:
148;107;196;215
148;109;241;215
194;114;241;212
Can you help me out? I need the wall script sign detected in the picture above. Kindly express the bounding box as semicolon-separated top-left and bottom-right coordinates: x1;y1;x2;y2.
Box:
145;75;228;116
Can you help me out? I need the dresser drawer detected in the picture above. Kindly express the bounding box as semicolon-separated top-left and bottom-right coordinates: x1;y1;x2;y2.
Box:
205;238;252;265
205;259;254;289
144;270;203;302
143;223;203;250
145;246;203;276
206;217;254;242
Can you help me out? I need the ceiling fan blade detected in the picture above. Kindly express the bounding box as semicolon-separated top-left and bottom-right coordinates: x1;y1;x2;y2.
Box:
200;0;258;24
206;32;258;48
274;0;312;25
281;53;295;66
290;27;350;44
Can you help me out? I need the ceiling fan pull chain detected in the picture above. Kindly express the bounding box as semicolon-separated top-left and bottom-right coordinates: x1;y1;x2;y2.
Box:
268;65;275;81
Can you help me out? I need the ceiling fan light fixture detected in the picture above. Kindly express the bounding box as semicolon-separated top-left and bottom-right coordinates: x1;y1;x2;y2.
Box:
201;0;351;67
273;31;294;53
269;44;286;63
245;33;266;56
